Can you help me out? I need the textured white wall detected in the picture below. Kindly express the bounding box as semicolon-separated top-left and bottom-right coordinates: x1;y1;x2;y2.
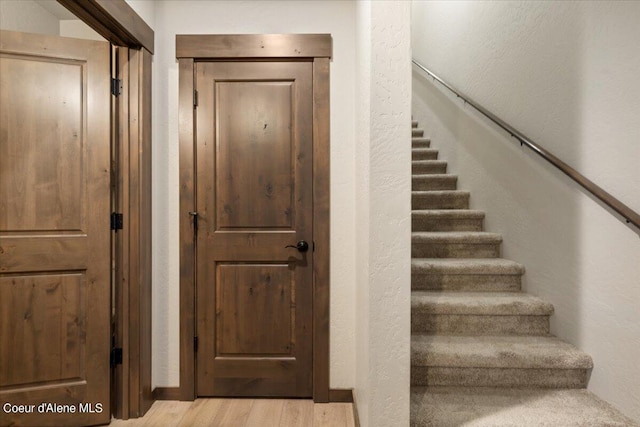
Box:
355;1;372;422
355;2;411;426
125;0;155;29
141;0;357;389
59;20;103;41
0;0;59;35
0;0;103;41
412;1;640;421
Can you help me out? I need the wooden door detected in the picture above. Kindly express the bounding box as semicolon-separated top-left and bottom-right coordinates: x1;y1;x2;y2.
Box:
195;61;313;397
0;31;110;426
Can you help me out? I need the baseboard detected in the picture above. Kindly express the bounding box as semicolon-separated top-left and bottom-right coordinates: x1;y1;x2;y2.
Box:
152;387;181;400
154;386;354;404
328;388;354;403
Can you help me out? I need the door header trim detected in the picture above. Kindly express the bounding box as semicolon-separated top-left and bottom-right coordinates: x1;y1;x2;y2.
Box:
176;34;332;59
58;0;154;54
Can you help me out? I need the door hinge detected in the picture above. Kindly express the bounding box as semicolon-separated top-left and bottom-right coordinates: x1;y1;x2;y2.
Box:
110;347;123;367
188;211;198;234
111;212;123;230
194;90;198;108
194;336;199;352
111;78;122;96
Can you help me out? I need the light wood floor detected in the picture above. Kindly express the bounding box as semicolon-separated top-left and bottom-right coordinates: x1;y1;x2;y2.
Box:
109;399;356;427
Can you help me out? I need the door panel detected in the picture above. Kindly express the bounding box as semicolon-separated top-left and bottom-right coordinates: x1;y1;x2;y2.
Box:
0;274;84;386
0;30;110;426
216;81;294;229
216;264;294;355
196;61;313;397
1;55;84;231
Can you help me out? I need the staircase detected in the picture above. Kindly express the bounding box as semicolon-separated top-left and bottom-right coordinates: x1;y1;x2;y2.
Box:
409;121;638;426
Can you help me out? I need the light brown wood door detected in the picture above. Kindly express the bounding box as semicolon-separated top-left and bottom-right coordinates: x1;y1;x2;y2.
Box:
0;31;110;426
195;61;313;397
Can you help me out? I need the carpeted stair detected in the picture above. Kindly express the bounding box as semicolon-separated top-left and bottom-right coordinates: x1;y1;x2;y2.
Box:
410;120;638;426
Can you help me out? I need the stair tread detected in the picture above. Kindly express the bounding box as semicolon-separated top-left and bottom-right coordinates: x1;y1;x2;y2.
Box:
412;175;459;191
412;190;469;196
410;387;639;427
412;209;484;218
411;291;554;315
412;161;447;175
413;160;447;165
412;231;502;243
412;258;524;275
412;173;456;178
412;137;431;142
412;149;439;160
411;335;593;369
412;192;469;210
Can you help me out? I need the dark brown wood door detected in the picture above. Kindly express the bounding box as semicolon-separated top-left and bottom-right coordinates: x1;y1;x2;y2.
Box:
195;61;313;397
0;31;110;426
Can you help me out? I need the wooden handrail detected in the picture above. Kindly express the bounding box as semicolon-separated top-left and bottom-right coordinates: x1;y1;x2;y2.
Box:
413;59;640;230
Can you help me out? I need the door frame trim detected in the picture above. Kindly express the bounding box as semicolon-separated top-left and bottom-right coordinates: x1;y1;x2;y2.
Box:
177;34;332;402
111;46;153;419
57;0;154;53
56;0;154;419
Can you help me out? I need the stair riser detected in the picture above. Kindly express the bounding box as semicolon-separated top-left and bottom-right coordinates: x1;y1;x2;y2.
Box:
412;217;483;232
413;163;447;174
411;314;550;335
413;129;424;137
412;194;469;210
412;150;439;161
412;177;457;191
412;120;418;128
412;243;500;258
412;139;431;148
411;367;590;388
411;274;522;292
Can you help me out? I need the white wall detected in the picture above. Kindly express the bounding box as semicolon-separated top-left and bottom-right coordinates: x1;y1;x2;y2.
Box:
59;20;103;41
0;0;103;40
125;0;156;30
412;1;640;421
0;0;59;35
355;2;411;426
355;2;372;423
144;0;357;389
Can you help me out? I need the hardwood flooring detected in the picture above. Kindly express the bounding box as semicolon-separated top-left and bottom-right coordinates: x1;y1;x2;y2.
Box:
109;399;356;426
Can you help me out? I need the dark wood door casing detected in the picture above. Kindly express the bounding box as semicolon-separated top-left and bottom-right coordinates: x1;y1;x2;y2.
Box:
178;34;331;402
54;1;155;418
112;45;154;419
195;61;313;396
